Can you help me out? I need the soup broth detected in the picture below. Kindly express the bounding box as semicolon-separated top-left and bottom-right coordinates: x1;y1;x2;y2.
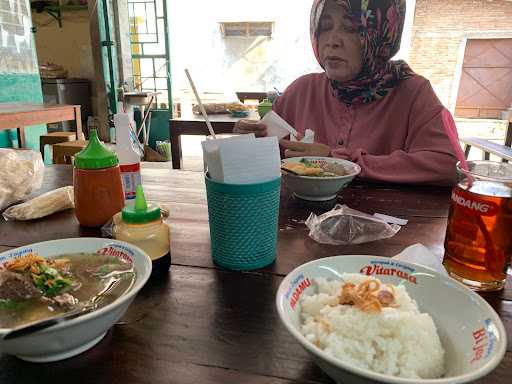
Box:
0;253;135;329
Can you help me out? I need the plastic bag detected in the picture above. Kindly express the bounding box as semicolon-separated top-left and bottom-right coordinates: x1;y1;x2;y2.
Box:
3;186;74;221
156;141;171;161
305;204;401;245
0;149;44;211
101;212;122;238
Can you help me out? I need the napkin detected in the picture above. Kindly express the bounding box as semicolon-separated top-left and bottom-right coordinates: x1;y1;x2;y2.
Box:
202;134;255;182
262;111;316;143
392;244;448;275
202;134;281;184
299;129;315;143
262;111;299;140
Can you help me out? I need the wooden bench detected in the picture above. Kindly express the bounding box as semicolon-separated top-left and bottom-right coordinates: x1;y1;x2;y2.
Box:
461;137;512;161
39;131;76;161
461;121;512;162
52;140;88;164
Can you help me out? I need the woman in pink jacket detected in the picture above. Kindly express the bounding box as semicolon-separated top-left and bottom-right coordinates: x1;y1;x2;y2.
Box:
235;0;464;185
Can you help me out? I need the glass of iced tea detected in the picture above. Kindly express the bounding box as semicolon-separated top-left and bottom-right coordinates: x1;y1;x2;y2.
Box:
443;161;512;291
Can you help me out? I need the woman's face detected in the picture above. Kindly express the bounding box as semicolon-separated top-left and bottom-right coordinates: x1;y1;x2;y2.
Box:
317;0;363;83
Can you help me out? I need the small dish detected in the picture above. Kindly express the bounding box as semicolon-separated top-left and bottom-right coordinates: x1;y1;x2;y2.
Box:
229;110;250;118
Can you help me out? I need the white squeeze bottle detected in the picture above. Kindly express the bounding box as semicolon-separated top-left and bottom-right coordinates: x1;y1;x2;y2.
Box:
114;113;142;204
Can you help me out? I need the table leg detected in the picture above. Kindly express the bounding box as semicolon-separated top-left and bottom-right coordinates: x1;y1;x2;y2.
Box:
74;106;84;140
40;141;45;162
170;127;182;169
17;127;25;148
464;144;471;159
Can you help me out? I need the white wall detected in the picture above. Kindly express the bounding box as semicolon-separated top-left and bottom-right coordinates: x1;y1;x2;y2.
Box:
394;0;416;61
167;0;415;102
168;0;322;101
33;11;95;82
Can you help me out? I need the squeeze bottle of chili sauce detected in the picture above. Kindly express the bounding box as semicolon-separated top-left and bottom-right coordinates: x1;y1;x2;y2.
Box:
114;185;171;276
73;129;125;227
114;113;142;205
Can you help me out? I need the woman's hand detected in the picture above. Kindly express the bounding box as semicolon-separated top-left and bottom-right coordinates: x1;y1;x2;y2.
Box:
233;119;267;137
280;139;331;158
330;147;352;160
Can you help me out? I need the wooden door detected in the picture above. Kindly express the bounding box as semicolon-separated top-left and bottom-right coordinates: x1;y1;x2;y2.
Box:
455;39;512;119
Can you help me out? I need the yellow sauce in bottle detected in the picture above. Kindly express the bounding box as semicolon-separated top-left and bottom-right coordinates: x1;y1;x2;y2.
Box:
114;185;170;277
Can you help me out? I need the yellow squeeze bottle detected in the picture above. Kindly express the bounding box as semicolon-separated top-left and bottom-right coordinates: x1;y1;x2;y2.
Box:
114;185;171;277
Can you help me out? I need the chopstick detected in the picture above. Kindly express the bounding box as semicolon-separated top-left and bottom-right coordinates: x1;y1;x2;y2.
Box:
184;69;216;139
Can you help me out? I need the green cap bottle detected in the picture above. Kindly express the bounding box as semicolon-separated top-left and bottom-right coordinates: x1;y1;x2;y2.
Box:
74;129;119;169
257;98;273;118
121;185;161;224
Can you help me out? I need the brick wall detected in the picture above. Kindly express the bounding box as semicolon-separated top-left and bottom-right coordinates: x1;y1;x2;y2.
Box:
409;0;512;110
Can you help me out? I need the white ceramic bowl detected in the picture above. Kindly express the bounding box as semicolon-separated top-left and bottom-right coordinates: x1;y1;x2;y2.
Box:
276;256;507;384
0;238;152;362
282;157;361;201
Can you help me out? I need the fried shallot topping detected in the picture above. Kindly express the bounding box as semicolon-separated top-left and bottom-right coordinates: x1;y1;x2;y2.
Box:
6;254;45;272
338;279;398;313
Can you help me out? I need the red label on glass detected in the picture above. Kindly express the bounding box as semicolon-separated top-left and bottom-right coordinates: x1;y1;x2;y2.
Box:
451;189;499;216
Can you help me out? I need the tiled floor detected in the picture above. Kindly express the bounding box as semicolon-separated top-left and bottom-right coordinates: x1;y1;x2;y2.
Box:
180;135;206;171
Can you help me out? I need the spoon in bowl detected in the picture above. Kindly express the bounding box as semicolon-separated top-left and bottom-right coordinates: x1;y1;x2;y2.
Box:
2;279;119;340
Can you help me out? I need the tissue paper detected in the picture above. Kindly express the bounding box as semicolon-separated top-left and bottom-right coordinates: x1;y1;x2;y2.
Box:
392;244;448;275
262;111;299;140
221;136;281;184
299;129;315;143
202;134;281;184
202;134;255;181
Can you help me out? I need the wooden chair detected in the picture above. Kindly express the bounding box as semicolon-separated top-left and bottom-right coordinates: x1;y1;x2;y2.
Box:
52;140;88;164
461;121;512;162
40;131;76;161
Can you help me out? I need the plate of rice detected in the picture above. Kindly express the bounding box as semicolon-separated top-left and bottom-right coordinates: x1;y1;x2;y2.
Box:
276;255;506;384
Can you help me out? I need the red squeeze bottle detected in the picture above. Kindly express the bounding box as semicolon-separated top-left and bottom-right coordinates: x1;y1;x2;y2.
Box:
73;129;125;227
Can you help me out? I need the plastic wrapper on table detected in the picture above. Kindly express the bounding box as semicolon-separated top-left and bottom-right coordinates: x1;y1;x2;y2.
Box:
305;204;401;245
2;186;74;221
0;149;44;211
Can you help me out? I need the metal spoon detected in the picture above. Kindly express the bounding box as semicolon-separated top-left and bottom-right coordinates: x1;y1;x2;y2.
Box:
3;279;119;340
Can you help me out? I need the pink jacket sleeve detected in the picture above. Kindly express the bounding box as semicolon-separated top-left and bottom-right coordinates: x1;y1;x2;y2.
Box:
332;91;463;186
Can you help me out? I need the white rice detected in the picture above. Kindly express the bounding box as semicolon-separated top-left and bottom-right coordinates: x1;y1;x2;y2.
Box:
300;274;445;379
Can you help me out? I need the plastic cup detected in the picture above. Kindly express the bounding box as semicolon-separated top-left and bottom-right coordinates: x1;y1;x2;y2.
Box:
204;175;281;270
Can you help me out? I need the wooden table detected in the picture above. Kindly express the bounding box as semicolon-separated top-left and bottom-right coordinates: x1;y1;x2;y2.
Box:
0;163;510;384
0;103;83;148
169;112;258;169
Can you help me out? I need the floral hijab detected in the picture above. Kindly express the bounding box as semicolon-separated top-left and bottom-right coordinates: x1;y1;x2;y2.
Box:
311;0;415;106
